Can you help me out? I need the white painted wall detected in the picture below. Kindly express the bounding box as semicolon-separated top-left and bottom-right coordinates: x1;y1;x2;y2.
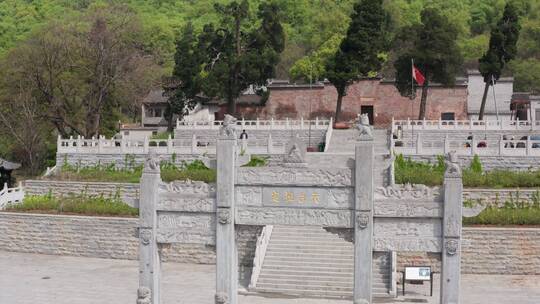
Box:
467;70;513;120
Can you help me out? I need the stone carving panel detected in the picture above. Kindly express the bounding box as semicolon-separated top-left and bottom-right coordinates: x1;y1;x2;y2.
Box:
374;218;442;238
235;186;263;206
236;167;352;187
158;196;216;212
236;207;353;227
373;237;442;252
374;201;442;218
156;212;216;244
356;212;370;230
445;239;459;256
160;180;216;196
375;184;442;201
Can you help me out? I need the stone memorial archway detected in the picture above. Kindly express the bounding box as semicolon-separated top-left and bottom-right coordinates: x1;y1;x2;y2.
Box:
136;122;463;304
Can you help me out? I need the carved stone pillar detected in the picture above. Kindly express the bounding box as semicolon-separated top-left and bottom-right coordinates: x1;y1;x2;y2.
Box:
138;154;162;304
441;152;463;304
353;132;374;304
216;115;238;304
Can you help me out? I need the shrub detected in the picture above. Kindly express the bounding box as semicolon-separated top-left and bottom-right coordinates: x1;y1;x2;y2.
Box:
469;154;483;174
6;194;138;217
243;155;269;167
464;199;540;226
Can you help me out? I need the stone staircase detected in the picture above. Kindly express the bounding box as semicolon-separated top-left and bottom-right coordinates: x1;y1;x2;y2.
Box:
252;225;392;299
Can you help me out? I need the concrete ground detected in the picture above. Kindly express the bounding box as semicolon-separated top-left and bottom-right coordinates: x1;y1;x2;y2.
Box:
1;251;539;304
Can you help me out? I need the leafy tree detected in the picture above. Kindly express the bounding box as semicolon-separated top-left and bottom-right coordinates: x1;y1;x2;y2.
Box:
325;0;388;122
478;3;520;120
394;8;463;120
164;22;201;131
289;34;342;82
197;1;285;114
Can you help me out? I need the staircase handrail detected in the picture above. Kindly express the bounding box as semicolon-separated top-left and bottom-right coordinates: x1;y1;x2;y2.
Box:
0;182;25;209
323;117;333;152
248;225;274;289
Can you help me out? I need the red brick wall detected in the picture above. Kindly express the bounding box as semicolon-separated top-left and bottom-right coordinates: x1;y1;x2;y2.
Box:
219;79;468;126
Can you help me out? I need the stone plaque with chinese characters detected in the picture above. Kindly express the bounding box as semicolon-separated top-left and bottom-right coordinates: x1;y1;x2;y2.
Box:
262;187;329;208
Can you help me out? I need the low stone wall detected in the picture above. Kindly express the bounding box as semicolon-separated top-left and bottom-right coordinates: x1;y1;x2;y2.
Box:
0;212;260;268
407;154;540;171
397;227;540;275
25;180;140;207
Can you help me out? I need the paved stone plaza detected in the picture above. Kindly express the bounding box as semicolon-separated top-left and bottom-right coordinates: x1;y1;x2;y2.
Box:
1;251;539;304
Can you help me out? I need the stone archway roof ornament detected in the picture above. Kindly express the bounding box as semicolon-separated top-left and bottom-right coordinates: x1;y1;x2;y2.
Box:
356;113;373;141
0;158;21;170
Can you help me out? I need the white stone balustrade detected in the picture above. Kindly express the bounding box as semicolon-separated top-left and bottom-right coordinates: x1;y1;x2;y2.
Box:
176;118;331;130
393;134;540;156
392;118;540;132
57;134;286;155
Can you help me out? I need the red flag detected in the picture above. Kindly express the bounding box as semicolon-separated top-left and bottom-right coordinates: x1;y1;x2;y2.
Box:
412;65;425;86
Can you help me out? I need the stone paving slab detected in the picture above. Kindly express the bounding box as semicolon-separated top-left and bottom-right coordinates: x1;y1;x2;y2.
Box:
1;251;539;304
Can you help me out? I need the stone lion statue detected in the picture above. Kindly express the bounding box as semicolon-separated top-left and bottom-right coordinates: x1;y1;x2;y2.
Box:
356;113;373;139
219;114;237;138
136;287;151;304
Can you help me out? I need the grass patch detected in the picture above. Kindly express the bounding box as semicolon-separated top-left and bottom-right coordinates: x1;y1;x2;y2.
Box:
395;154;540;188
242;155;269;167
464;200;540;226
54;159;216;183
5;193;138;217
150;131;173;140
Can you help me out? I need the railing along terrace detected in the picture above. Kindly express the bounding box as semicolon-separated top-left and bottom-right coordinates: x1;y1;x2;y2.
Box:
0;182;24;209
393;133;540;156
57;135;285;155
392;118;540;132
177;118;331;130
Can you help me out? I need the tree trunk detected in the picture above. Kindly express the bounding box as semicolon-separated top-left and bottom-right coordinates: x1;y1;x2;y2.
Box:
227;94;236;115
418;81;429;120
334;93;344;123
478;81;490;120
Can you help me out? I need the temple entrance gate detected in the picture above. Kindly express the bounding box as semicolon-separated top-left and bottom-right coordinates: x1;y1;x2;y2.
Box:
136;127;463;304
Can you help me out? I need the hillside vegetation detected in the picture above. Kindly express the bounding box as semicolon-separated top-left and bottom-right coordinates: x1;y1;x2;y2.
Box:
0;0;538;92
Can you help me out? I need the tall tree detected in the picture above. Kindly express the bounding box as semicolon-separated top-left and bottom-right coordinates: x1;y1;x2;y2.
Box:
394;8;463;120
199;1;285;114
478;3;520;120
325;0;388;123
164;22;201;131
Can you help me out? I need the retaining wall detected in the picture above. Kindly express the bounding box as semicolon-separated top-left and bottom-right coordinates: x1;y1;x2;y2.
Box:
1;212;538;275
25;180;140;207
407;154;540;171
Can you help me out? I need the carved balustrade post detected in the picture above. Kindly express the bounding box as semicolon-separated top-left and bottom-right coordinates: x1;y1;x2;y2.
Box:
138;154;162;304
441;152;463;304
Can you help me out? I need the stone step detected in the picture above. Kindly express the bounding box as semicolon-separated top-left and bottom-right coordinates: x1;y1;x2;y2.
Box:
265;247;353;255
257;272;389;283
253;285;390;297
262;255;353;264
260;264;390;276
257;278;389;289
268;241;354;248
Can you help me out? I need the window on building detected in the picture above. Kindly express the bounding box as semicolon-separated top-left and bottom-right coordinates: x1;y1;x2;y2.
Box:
154;108;162;117
441;112;455;120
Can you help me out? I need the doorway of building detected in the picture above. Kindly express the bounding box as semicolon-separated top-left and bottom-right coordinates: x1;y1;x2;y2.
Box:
361;105;374;125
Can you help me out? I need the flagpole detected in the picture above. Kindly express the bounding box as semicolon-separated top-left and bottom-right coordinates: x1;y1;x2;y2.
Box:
411;58;414;99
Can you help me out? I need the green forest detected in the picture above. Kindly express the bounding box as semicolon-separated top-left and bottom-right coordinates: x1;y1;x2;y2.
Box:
1;0;540;174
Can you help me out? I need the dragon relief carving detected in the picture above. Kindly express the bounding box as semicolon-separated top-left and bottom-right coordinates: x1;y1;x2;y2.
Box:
375;184;441;200
163;180;216;195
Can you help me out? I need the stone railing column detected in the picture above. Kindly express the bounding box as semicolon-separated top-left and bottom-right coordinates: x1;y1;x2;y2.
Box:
441;153;463;304
499;135;504;156
416;133;423;154
138;156;162;304
354;134;374;304
216;131;237;304
167;135;173;154
267;134;273;154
